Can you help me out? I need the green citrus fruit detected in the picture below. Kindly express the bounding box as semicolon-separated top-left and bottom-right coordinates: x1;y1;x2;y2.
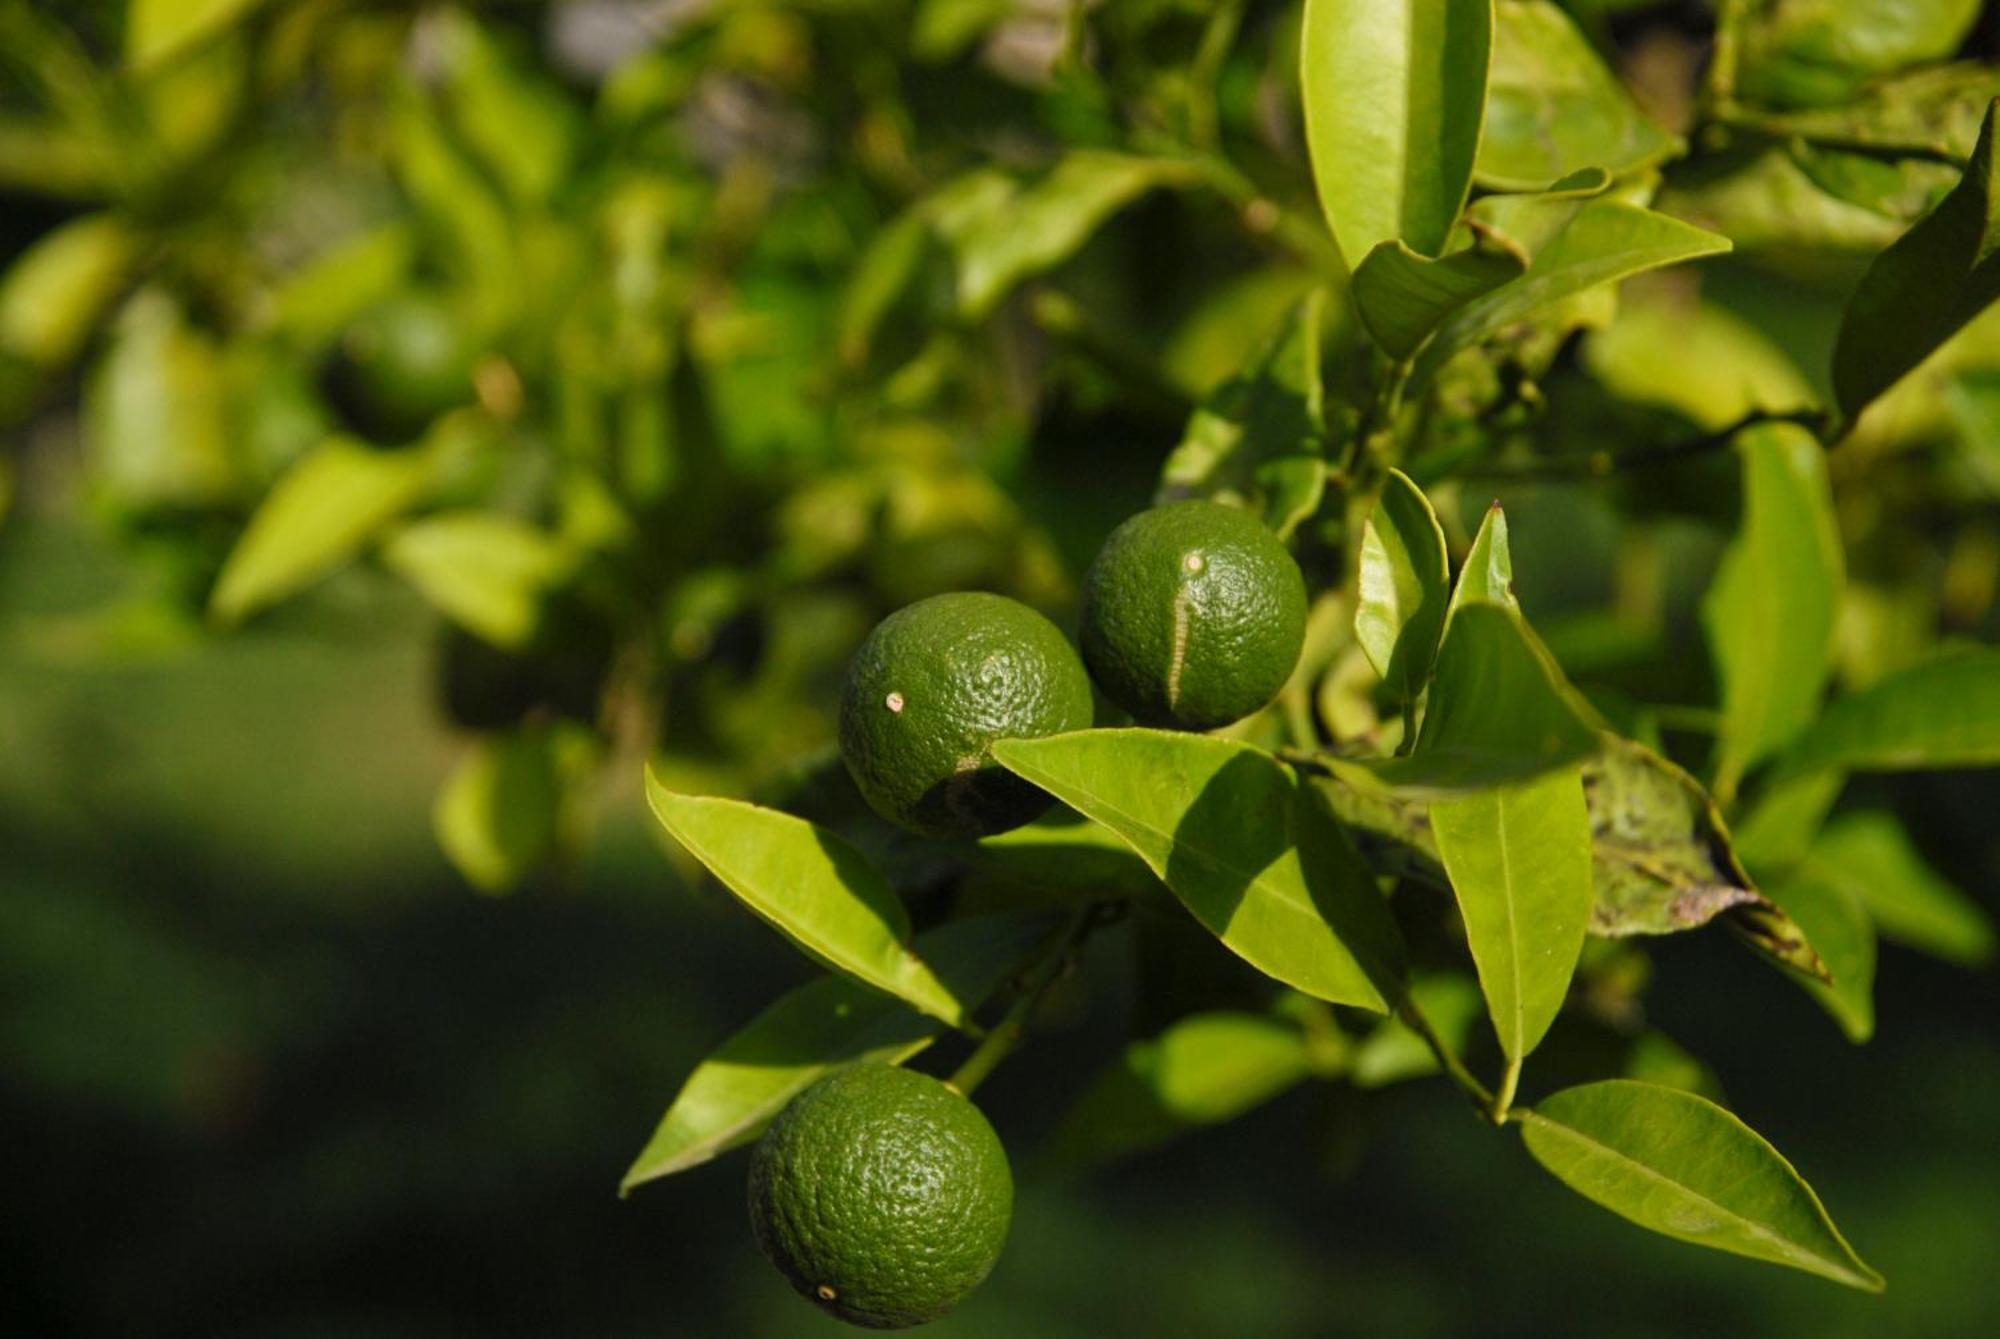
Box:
1078;500;1306;730
325;293;476;442
748;1063;1013;1330
839;592;1092;839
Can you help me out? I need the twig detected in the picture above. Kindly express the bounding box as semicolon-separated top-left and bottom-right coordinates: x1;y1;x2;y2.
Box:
946;903;1109;1096
1451;407;1834;484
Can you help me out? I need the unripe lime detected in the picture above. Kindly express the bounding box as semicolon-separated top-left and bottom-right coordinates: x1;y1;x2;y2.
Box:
748;1064;1013;1330
839;592;1093;839
1078;500;1306;730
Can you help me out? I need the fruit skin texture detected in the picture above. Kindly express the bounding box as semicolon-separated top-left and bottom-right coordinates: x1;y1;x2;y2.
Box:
839;591;1093;839
748;1064;1014;1330
1078;500;1307;730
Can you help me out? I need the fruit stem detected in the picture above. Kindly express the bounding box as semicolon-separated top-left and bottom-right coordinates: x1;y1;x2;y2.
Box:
1397;990;1495;1113
947;903;1104;1098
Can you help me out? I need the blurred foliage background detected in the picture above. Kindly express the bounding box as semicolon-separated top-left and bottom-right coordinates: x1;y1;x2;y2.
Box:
4;0;1999;1334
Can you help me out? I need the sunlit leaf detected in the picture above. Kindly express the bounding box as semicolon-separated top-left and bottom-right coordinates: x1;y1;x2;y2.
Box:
1355;469;1449;702
382;511;574;650
621;912;1063;1191
1449;503;1516;617
643;771;967;1025
1301;0;1493;268
1519;1080;1884;1290
1432;765;1593;1062
85;291;236;513
434;722;597;894
127;0;262;69
0;213;136;368
992;730;1405;1011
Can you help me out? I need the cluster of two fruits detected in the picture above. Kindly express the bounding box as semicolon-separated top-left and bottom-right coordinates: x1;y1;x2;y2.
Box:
751;500;1308;1329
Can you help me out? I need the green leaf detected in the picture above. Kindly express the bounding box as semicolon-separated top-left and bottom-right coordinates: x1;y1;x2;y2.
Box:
208;436;436;626
991;730;1405;1012
0;213;136;368
1413;202;1731;388
1478;1;1678;191
1519;1080;1884;1291
429;8;579;206
1450;502;1516;617
1811;813;1994;966
85;291;236;513
1157;292;1330;538
1753;63;2000;164
1702;423;1845;799
1780;651;2000;772
1300;0;1493;269
434;723;596;895
1047;1013;1314;1169
127;0;261;69
1354;469;1450;702
972;810;1164;904
1350;971;1483;1088
1833;100;2000;421
1365;603;1600;792
943;152;1202;318
1731;0;1980;110
1585;292;1818;432
267;222;416;352
1762;867;1876;1042
643;771;967;1026
1432;765;1593;1062
620;912;1063;1191
1731;768;1847;874
381;512;574;650
1352;240;1524;359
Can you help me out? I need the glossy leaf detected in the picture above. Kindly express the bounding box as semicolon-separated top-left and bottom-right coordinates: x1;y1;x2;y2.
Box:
1833;101;2000;421
1450;503;1516;617
1355;469;1450;702
1048;1013;1314;1169
1366;603;1600;792
1780;651;2000;772
1157;292;1330;538
621;913;1062;1191
1300;0;1493;268
1478;1;1677;191
945;152;1201;318
1703;423;1845;798
1762;868;1877;1042
1812;813;1994;966
1352;240;1524;359
1519;1080;1884;1291
643;771;966;1025
434;723;595;895
1732;0;1980;110
209;436;435;625
991;730;1404;1011
1432;765;1593;1062
1413;202;1731;388
382;511;574;650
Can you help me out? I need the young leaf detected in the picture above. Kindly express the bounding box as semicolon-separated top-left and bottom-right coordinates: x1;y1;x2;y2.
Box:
621;912;1063;1191
1355;469;1450;702
1431;765;1593;1063
1478;1;1678;191
1519;1080;1884;1291
1762;868;1877;1043
1833;100;2000;421
991;729;1405;1011
1449;503;1516;617
1047;1013;1314;1170
1352;241;1525;359
1412;202;1731;389
434;723;596;895
643;771;966;1026
1811;812;1995;965
1157;292;1330;538
1300;0;1493;269
1365;603;1599;792
382;511;574;650
1703;423;1845;799
1780;651;2000;773
209;435;436;625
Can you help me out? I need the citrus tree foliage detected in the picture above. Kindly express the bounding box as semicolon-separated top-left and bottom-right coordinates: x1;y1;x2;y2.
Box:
10;0;2000;1304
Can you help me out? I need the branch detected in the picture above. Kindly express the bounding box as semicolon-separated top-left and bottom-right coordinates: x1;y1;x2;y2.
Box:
1450;407;1834;484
